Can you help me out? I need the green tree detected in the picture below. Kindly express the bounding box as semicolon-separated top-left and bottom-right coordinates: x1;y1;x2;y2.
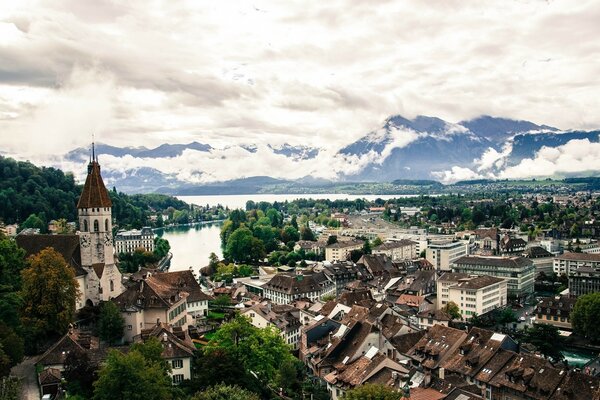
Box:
300;225;315;241
98;301;125;345
281;226;300;244
344;383;403;400
20;213;46;232
372;237;383;248
20;248;79;345
520;324;564;361
327;235;338;245
571;292;600;342
442;301;461;320
225;227;265;263
191;384;260;400
93;339;172;400
273;359;303;397
496;308;517;326
63;349;98;398
204;315;295;385
153;237;171;259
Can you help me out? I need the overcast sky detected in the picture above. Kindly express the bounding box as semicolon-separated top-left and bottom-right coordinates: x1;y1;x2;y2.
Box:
1;0;599;182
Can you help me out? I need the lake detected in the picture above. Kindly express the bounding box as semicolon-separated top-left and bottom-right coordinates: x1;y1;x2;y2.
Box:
162;193;422;274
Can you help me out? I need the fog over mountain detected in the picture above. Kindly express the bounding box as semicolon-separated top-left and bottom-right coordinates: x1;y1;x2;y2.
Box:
56;115;600;193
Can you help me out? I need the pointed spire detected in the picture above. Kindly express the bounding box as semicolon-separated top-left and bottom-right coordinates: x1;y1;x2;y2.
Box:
79;140;112;209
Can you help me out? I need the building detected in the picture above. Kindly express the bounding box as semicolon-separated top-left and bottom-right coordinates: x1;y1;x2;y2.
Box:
16;152;124;309
416;309;451;329
325;239;364;262
554;252;600;276
373;240;417;261
437;273;507;320
535;295;577;330
262;272;335;304
115;227;155;254
452;256;535;298
138;323;195;384
569;266;600;297
472;228;499;254
293;240;323;255
426;241;468;272
523;246;555;276
113;273;192;342
241;303;301;349
0;223;18;236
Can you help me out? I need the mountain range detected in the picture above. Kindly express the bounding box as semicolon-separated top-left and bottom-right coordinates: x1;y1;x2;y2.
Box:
63;115;600;194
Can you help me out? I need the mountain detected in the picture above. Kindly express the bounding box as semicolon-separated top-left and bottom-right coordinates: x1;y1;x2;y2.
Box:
58;114;600;193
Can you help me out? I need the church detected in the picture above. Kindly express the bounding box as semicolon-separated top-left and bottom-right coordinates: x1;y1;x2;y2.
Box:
17;151;124;309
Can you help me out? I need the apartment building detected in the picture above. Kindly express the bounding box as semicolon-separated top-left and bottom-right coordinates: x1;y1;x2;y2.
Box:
553;252;600;276
115;227;155;254
426;241;468;271
437;273;507;319
452;255;535;298
569;266;600;297
325;239;364;262
372;239;417;260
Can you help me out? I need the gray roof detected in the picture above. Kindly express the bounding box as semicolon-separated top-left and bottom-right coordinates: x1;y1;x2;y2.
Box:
455;256;533;269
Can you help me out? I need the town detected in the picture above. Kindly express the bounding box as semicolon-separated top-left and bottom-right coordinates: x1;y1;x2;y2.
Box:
1;153;600;400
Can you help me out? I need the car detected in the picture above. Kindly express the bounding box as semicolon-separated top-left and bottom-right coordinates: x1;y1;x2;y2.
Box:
519;316;526;322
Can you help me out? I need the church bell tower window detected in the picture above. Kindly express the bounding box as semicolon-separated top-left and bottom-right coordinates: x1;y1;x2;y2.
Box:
94;220;99;232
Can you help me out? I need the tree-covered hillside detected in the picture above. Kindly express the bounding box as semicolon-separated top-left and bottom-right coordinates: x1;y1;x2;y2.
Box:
0;156;191;230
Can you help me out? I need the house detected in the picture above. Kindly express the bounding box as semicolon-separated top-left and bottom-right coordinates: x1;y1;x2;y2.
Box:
417;310;451;330
373;240;418;261
472;228;499;254
523;246;555;276
325;239;364;262
452;256;535;298
322;262;363;296
262;272;335;304
0;223;18;236
535;295;577;330
241;302;302;349
294;240;323;255
357;254;398;277
405;324;468;372
324;352;408;400
113;274;191;342
500;236;527;255
138;323;195;384
437;273;507;320
396;294;433;314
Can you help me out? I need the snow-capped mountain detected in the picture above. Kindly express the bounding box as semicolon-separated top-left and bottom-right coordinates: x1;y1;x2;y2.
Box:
60;115;600;193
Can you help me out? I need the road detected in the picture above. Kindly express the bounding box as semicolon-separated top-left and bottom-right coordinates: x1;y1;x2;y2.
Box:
10;356;40;400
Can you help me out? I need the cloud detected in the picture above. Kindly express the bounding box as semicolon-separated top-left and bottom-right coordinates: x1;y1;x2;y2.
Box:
499;138;600;179
432;166;485;184
474;142;513;172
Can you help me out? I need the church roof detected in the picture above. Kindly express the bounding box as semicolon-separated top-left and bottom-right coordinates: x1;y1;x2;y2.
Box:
77;161;112;209
16;234;86;277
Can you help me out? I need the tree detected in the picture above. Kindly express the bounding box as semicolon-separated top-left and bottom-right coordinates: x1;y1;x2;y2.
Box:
63;349;98;398
204;315;295;385
327;235;338;245
20;213;46;232
300;225;315;241
344;383;403;400
281;226;300;244
442;301;461;320
520;324;564;361
93;339;172;400
0;236;27;291
153;237;171;259
191;384;260;400
571;292;600;342
225;227;265;263
98;301;125;345
20;248;79;342
496;308;517;327
273;359;303;397
372;237;383;248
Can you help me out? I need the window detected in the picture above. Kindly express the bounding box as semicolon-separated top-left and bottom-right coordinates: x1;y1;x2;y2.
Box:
110;280;114;292
93;219;99;232
105;219;109;232
172;359;183;369
127;325;132;330
83;220;88;232
172;374;184;384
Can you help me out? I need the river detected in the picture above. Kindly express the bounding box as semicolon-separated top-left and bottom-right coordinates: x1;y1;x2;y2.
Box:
160;193;421;274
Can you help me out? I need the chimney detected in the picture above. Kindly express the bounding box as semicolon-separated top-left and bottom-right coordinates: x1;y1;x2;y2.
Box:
424;370;431;387
162;332;168;342
156;318;160;326
438;367;445;380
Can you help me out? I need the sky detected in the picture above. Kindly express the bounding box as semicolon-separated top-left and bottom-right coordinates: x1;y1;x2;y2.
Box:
1;0;600;184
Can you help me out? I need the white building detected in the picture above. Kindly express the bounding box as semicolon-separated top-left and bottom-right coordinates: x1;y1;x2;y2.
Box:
372;239;417;261
241;303;302;349
115;227;155;254
437;273;507;320
426;241;468;271
553;252;600;276
262;272;335;304
325;239;364;262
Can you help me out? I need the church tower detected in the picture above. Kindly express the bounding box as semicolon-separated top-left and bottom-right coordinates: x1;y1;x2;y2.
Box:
77;144;122;303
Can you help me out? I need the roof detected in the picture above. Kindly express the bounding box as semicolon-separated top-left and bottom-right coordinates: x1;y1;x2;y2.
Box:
550;371;600;400
396;294;425;307
417;309;451;322
16;234;86;276
537;295;577;318
438;272;471;282
444;387;484;400
404;387;447;400
151;270;212;302
390;330;426;354
326;239;364;249
263;272;332;295
473;348;515;384
374;240;417;251
556;252;600;262
38;368;61;385
113;274;189;310
452;276;505;290
406;325;468;369
473;228;498;240
454;255;533;269
524;246;554;259
77;161;112;208
358;254;395;276
37;333;85;366
140;323;195;359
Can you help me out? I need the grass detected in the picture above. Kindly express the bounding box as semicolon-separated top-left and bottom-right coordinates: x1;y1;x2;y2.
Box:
207;311;225;320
